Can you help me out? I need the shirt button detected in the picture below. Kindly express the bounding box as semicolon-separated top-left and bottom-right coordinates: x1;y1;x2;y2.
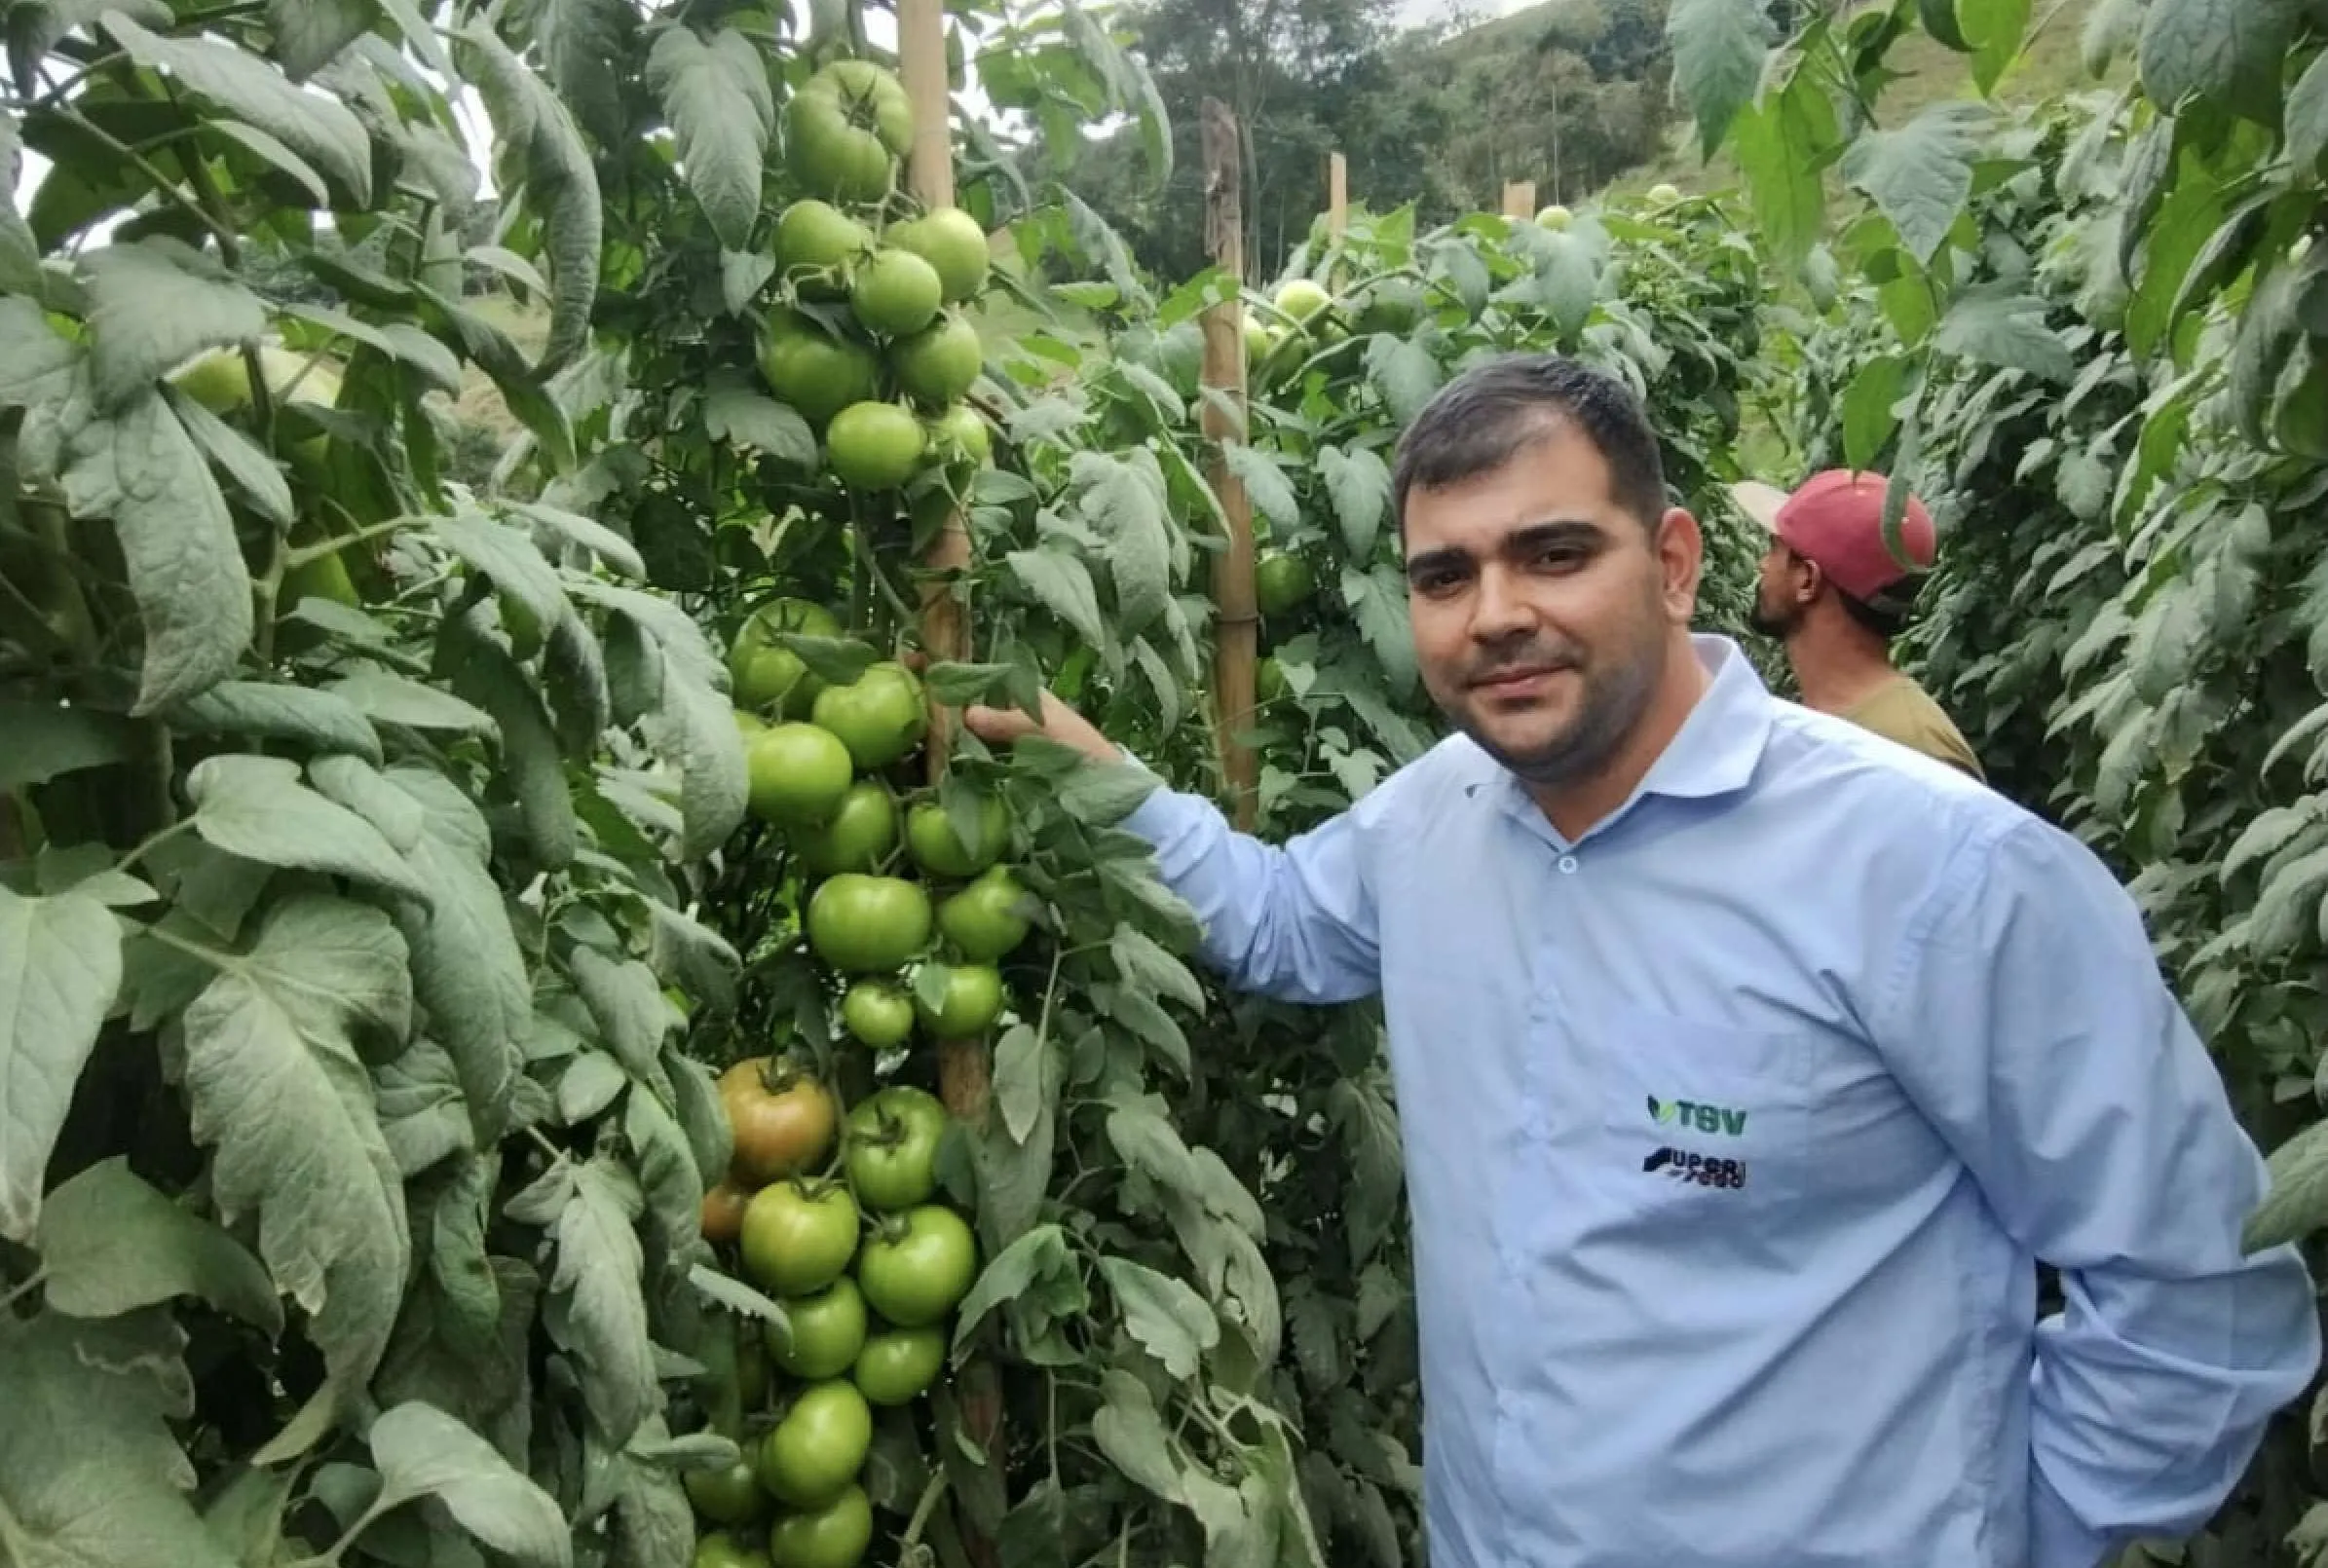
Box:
1558;855;1579;874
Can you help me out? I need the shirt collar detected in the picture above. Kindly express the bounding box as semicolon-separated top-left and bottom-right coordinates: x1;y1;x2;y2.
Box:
1481;632;1776;838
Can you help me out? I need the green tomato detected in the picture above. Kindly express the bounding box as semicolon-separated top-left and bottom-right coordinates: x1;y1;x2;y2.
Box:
745;724;856;830
810;661;927;770
851;1325;947;1406
686;1459;768;1527
935;867;1032;963
791;781;898;877
758;310;882;429
782;60;911;205
839;981;915;1049
1254;551;1316;616
844;1085;947;1212
758;1381;874;1510
884;205;989;303
824;401;926;491
913;963;1004;1038
905;796;1008;878
848;246;944;339
806;874;933;974
766;1483;873;1568
765;1275;868;1381
739;1180;861;1298
729;596;843;717
693;1531;771;1568
926;402;992;482
889;313;982;405
773;201;874;287
856;1205;978;1328
1274;278;1331;323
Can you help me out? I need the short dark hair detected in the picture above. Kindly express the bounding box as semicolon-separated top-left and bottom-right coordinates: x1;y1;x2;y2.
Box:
1390;354;1669;539
1837;579;1918;641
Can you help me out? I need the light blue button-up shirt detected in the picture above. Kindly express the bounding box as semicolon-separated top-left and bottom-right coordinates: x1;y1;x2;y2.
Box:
1118;634;2319;1568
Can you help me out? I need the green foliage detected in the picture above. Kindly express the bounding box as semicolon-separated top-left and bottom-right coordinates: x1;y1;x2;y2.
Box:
1691;0;2328;1556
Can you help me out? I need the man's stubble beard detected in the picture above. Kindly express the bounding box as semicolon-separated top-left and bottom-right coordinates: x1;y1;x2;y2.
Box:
1432;612;1671;792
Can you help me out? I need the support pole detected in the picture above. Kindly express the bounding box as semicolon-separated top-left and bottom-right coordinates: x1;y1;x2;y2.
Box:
1200;97;1258;831
1502;179;1537;219
1328;152;1348;236
899;4;1000;1558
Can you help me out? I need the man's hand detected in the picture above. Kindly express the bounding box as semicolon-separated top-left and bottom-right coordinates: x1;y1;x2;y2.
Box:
961;691;1119;766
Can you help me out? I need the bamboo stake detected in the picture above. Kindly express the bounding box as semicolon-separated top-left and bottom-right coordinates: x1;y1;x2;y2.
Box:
1328;152;1348;236
1201;97;1258;832
898;4;1000;1556
1502;179;1536;219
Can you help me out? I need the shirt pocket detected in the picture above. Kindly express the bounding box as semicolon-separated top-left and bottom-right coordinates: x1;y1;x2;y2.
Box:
1584;999;1820;1213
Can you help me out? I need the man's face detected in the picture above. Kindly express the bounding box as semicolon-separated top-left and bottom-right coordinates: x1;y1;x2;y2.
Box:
1747;538;1806;638
1402;421;1696;788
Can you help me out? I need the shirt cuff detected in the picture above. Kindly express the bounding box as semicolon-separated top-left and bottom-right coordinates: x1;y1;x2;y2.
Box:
2029;1471;2110;1568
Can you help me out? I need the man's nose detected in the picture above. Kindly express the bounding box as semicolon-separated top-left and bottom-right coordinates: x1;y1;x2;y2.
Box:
1469;567;1532;642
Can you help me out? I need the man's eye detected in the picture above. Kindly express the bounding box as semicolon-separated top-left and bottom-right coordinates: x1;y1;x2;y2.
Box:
1411;571;1465;595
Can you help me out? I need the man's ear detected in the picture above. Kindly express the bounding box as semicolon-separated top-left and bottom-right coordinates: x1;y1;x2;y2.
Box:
1656;506;1703;618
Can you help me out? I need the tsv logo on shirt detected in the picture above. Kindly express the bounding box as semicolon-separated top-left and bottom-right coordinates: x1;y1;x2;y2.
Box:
1647;1094;1748;1136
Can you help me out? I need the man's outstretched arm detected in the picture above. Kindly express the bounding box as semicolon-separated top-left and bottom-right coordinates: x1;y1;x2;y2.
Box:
965;697;1383;1005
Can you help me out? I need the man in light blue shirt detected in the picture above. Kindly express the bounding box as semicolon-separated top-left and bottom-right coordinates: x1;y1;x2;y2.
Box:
963;354;2319;1568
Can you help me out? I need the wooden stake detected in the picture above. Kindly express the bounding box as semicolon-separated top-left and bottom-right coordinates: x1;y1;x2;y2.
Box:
1200;97;1258;831
1502;179;1536;219
899;3;1000;1556
1328;152;1347;236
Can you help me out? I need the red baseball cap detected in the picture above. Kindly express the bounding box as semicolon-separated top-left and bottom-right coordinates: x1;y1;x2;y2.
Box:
1729;470;1936;605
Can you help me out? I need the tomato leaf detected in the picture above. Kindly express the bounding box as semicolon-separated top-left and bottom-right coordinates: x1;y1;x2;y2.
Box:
950;1222;1084;1358
62;390;252;714
1318;442;1392;560
162;382;294;526
181;894;412;1458
1363;333;1440;424
994;1023;1047;1144
1932;285;2075;382
187;754;427;900
570;949;675;1087
507;1157;656;1446
437;613;581;871
0;1312;238;1568
452;22;603;371
169;681;383;765
1098;1255;1220;1380
1839;355;1910;469
2137;0;2301;120
1008;545;1108;651
1222;442;1300;536
101;15;371;205
1090;1368;1185;1502
267;0;375;80
370;1402;573;1568
1839;101;1988;265
327;672;498;735
1110;924;1206;1013
646;25;772;252
686;1263;790;1326
0;885;125;1242
366;768;528;1139
373;1040;471;1178
704;388;817;467
1664;0;1774;158
37;1157;281;1329
2288;51;2328;175
2245;1119;2328;1251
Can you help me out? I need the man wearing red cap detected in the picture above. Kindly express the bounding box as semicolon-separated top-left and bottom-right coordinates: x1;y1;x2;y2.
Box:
1732;470;1983;780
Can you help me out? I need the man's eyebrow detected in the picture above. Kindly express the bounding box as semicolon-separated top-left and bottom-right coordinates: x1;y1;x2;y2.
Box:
1404;519;1605;576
